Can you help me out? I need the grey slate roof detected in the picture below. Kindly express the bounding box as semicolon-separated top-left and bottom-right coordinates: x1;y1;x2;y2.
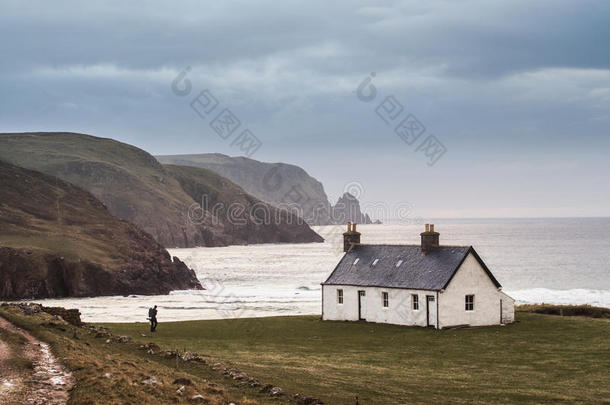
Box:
322;244;501;291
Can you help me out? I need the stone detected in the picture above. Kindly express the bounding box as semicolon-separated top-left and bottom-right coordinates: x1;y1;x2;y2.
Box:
162;350;178;359
142;377;163;385
191;394;205;402
270;386;284;396
176;386;185;395
180;351;195;361
103;373;113;379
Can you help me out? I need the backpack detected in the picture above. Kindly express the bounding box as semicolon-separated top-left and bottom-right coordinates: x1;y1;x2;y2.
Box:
148;307;154;318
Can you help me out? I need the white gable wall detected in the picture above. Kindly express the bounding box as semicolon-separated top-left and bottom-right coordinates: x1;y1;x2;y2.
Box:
438;252;506;328
500;291;515;324
322;285;434;327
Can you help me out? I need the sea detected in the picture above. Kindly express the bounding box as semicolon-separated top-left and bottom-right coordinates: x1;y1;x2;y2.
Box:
27;219;610;322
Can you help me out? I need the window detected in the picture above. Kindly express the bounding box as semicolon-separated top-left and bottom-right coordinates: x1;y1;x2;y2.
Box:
412;294;419;310
382;292;389;307
372;258;379;266
465;295;475;311
353;258;360;265
396;259;403;268
337;289;344;304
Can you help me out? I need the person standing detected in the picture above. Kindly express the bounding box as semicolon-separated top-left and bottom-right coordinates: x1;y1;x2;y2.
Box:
148;305;158;332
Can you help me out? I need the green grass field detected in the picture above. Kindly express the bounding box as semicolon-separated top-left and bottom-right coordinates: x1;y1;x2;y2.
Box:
104;313;610;405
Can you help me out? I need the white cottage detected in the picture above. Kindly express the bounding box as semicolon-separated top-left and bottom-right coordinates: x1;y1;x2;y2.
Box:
321;223;514;329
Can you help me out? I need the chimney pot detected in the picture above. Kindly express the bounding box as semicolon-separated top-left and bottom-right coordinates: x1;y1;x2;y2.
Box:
425;224;430;232
430;224;434;233
352;223;357;232
347;221;352;232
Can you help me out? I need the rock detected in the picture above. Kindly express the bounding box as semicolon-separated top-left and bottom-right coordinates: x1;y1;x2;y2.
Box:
259;384;273;393
139;342;160;353
191;394;205;402
40;306;83;326
161;350;178;359
331;192;373;225
103;373;113;379
20;303;43;315
142;377;163;385
270;386;284;396
180;351;197;361
176;386;185;395
173;378;192;386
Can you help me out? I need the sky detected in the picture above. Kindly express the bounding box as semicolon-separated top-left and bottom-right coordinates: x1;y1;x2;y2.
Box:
1;0;609;219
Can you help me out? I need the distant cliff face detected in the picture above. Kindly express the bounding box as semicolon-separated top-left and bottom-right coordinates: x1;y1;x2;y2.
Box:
0;161;202;300
331;193;372;225
0;133;323;247
156;153;375;225
164;164;323;244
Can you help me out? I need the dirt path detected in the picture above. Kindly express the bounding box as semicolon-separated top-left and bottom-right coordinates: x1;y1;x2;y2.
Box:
0;316;74;405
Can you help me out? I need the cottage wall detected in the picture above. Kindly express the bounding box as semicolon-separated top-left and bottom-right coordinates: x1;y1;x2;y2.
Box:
322;285;434;327
500;291;515;323
438;252;512;328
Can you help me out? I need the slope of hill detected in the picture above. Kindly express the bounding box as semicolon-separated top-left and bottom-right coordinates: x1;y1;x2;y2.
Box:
164;164;324;244
0;161;202;300
0;133;322;248
156;153;374;225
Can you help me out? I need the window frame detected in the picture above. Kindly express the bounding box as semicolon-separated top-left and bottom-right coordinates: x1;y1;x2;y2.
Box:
382;291;389;308
412;294;419;311
465;294;475;311
337;289;344;304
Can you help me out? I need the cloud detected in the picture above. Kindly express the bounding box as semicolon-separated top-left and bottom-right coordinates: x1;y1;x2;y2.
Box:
1;0;610;216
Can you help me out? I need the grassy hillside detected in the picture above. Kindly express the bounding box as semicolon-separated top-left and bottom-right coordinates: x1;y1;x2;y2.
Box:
0;305;297;405
165;164;324;244
0;161;201;299
105;314;610;405
156;153;335;226
0;132;322;247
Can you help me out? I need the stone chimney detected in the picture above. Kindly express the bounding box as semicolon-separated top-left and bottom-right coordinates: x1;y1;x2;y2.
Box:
343;222;361;252
420;223;439;254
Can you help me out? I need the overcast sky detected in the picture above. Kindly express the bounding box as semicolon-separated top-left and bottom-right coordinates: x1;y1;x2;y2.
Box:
1;0;609;218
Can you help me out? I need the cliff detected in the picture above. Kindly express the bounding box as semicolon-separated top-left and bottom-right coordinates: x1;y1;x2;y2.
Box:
164;164;323;244
0;161;202;300
156;153;375;225
0;133;323;247
331;193;373;225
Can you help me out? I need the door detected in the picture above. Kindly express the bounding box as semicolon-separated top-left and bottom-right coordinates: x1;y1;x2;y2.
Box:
426;295;437;328
358;290;366;320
